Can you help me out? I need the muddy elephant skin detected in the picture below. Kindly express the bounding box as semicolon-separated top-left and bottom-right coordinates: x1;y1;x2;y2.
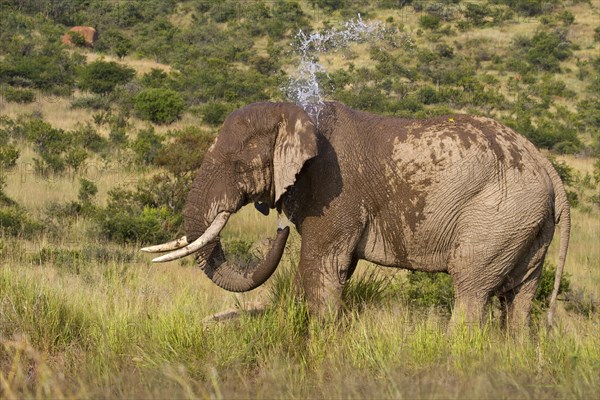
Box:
146;101;570;330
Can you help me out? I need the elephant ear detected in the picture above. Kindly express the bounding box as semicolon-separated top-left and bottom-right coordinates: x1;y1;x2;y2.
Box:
273;107;318;204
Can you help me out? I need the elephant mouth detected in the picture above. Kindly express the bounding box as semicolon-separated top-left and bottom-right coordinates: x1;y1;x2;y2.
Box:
141;211;289;292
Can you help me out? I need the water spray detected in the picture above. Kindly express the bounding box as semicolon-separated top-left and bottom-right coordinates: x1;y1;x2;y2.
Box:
284;15;388;122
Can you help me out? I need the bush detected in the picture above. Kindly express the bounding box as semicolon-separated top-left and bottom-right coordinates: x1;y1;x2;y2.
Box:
3;86;35;103
68;31;87;47
131;127;164;165
200;102;235;126
98;203;181;245
70;95;112;110
78;178;98;205
154;126;214;177
97;175;185;244
0;143;19;171
93;29;132;58
463;2;491;26
0;43;82;95
548;157;579;207
404;271;454;312
416;86;441;105
134;88;185;124
534;262;570;309
343;269;397;311
490;0;551;17
309;0;345;11
419;15;440;30
78;60;135;95
525;30;572;72
140;68;172;89
0;206;42;238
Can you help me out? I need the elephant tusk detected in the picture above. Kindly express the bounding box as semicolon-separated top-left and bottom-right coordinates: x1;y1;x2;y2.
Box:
151;212;231;263
141;236;189;253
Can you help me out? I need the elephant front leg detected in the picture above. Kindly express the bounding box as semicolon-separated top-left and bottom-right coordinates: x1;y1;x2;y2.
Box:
297;235;360;319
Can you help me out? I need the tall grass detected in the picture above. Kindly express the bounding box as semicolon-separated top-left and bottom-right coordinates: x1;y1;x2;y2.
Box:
2;151;598;398
1;254;598;398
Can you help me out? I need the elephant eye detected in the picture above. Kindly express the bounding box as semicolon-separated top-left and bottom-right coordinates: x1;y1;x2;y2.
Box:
233;160;252;173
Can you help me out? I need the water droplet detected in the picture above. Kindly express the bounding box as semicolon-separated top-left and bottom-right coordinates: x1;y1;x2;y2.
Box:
283;15;387;122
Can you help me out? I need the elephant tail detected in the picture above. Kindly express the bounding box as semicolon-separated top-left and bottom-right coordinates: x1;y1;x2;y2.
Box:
545;160;571;327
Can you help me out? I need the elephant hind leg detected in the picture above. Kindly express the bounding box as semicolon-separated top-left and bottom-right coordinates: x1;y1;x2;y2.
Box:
498;270;541;333
447;242;509;328
498;221;553;331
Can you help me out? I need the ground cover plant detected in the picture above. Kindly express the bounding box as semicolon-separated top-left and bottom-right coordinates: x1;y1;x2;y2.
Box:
1;1;599;398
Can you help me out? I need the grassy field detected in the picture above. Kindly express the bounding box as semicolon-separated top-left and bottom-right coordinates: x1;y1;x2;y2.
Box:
1;156;599;398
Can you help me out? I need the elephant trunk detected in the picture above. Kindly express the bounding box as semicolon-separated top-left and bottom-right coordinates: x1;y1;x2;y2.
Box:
195;227;289;292
145;170;289;291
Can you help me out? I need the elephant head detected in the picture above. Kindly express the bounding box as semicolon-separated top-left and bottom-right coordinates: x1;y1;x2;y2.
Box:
142;103;318;292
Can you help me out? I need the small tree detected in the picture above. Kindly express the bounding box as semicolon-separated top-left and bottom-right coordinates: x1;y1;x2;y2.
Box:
134;88;185;124
78;60;135;95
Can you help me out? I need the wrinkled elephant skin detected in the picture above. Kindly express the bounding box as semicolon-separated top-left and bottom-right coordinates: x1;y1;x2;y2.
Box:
148;102;570;330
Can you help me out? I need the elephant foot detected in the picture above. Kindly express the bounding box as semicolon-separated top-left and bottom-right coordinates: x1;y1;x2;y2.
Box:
202;300;268;323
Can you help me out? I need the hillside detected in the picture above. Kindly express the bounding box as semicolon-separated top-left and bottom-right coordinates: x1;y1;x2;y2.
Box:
0;1;599;398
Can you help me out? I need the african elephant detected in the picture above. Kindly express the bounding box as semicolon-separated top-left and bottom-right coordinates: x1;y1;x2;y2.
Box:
142;102;570;329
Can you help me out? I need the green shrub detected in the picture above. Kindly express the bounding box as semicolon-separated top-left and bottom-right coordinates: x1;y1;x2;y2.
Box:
94;29;132;58
564;288;597;317
0;44;81;95
577;99;600;135
134;88;185;124
68;31;87;47
78;178;98;204
463;2;491;26
309;0;345;11
70;95;112;110
404;271;454;312
3;86;35;103
419;14;440;30
548;157;580;207
154;126;214;177
490;0;551;17
98;205;180;244
416;86;441;105
534;262;570;309
343;269;397;311
29;246;138;273
140;68;171;88
71;122;109;154
0;206;42;238
525;30;572;72
200;102;235;126
222;239;255;269
13;118;94;175
97;177;185;244
504;113;580;154
0;143;19;171
78;60;135;95
131;127;164;165
557;11;575;26
436;43;454;58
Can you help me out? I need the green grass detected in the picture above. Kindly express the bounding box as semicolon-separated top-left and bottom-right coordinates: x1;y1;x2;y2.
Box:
1;202;599;398
1;154;599;398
